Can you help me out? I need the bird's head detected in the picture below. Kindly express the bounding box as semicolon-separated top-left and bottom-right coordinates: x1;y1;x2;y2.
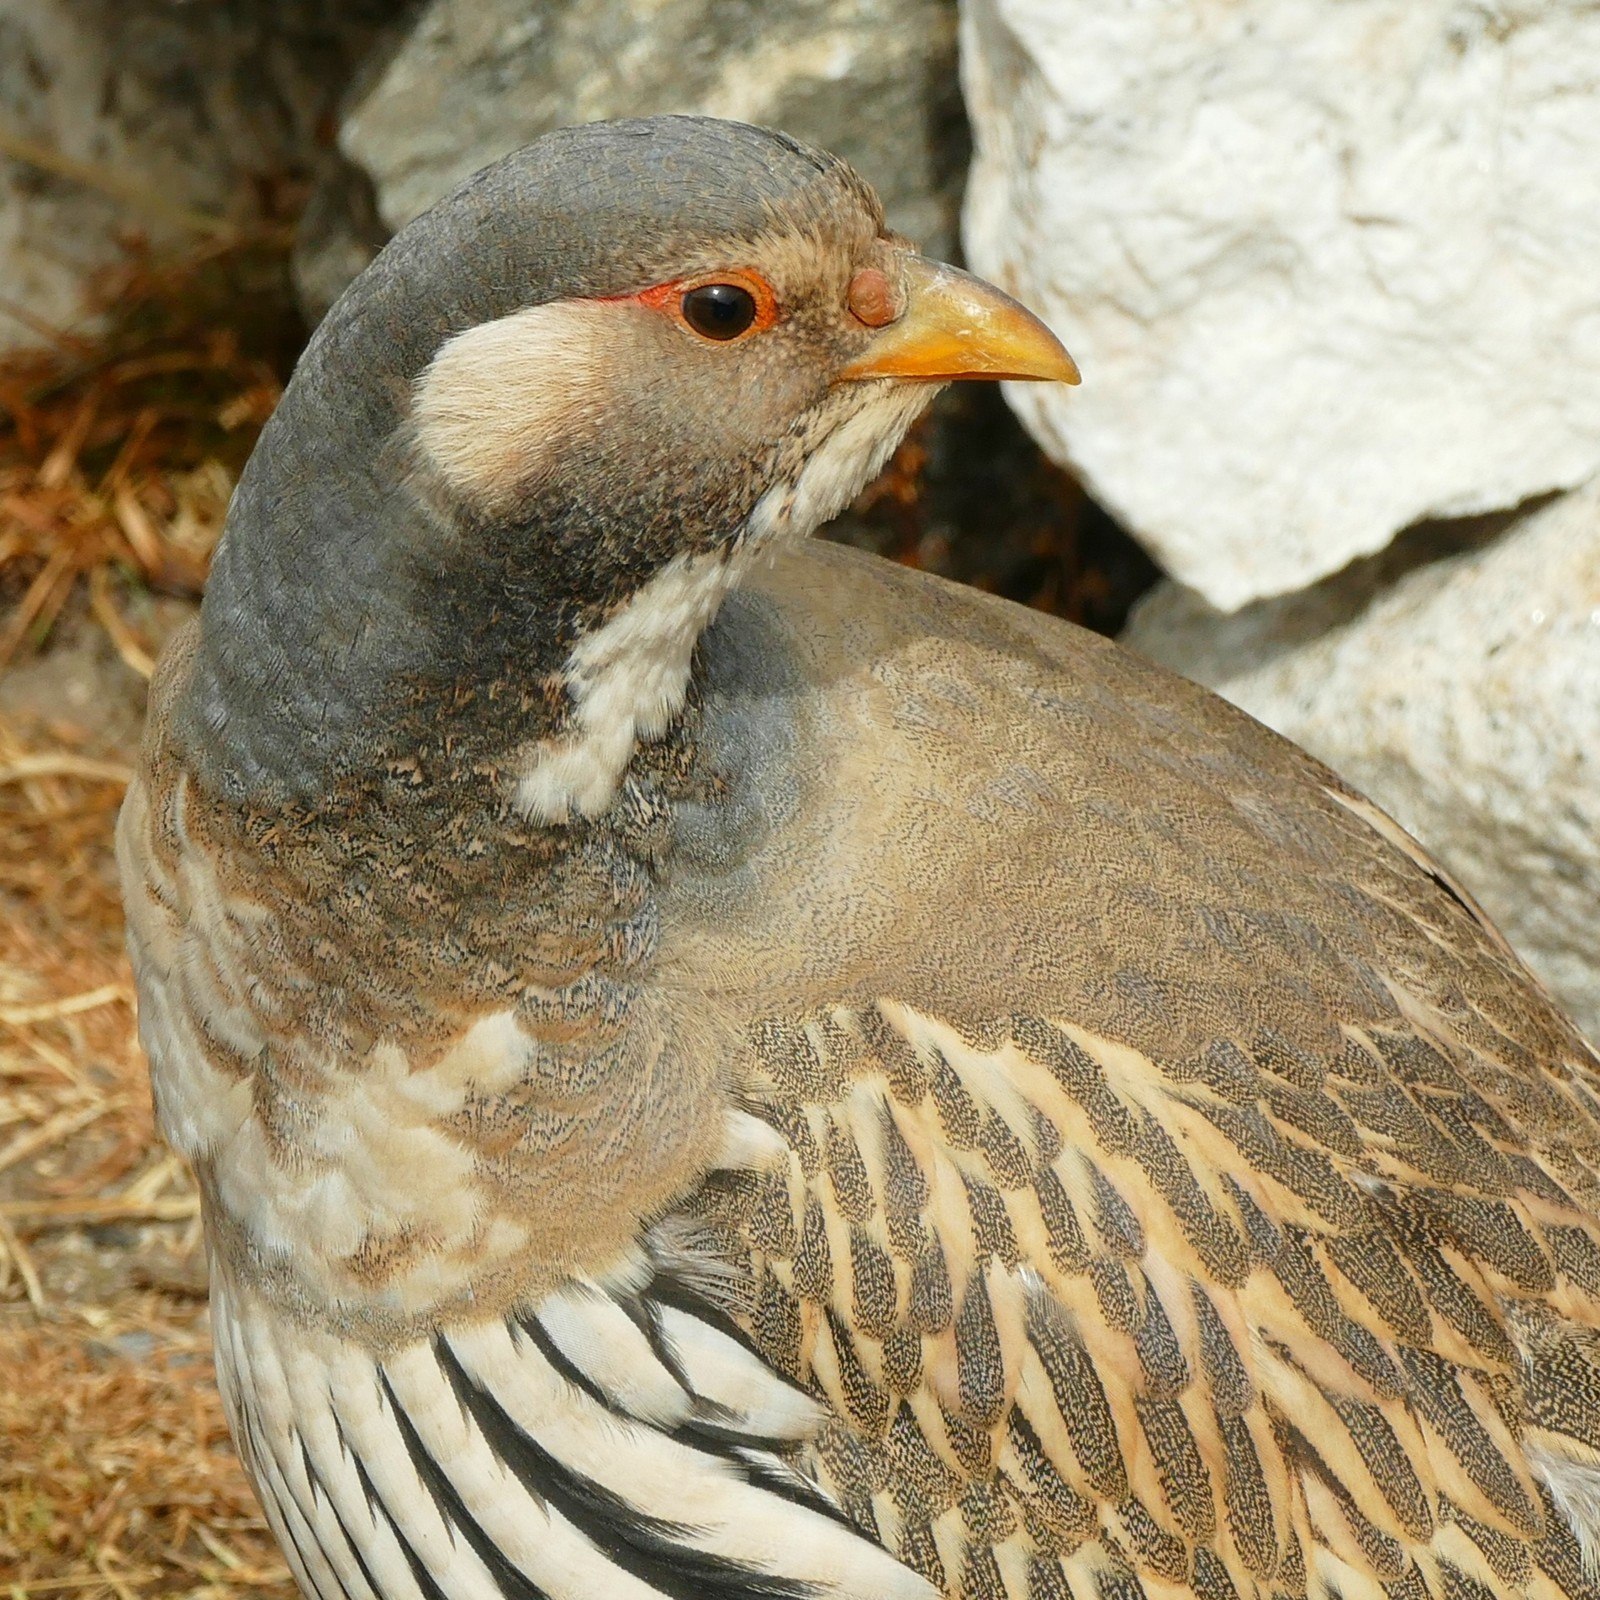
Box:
190;116;1077;804
400;117;1077;573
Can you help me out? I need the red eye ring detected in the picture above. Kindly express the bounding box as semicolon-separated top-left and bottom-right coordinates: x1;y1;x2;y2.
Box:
613;268;780;342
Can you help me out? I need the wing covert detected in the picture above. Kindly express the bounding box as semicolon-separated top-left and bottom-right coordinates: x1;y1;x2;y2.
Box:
695;984;1600;1600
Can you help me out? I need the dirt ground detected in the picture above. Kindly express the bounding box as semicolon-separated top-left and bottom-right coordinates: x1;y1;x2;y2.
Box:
0;609;296;1598
0;232;1153;1597
1;239;301;1596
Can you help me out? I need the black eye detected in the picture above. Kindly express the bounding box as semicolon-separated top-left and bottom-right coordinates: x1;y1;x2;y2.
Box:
681;283;758;341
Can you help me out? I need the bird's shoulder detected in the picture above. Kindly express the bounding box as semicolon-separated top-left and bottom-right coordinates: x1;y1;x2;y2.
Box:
679;539;1572;1085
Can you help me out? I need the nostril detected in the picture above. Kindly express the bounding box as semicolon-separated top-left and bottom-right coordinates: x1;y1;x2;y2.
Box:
848;267;897;328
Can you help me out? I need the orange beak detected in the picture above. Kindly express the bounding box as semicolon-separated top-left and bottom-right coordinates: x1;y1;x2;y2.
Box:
838;257;1080;386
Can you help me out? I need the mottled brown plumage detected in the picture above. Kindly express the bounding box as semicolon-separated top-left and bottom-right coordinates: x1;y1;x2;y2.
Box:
120;117;1600;1600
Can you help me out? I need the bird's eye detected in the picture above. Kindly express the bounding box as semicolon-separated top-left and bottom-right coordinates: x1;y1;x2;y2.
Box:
681;283;758;341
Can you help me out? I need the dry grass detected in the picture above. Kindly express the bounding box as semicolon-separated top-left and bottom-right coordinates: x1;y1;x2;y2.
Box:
0;239;300;1598
0;237;296;669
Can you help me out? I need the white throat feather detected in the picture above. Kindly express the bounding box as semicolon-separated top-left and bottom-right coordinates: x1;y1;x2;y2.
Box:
512;382;929;824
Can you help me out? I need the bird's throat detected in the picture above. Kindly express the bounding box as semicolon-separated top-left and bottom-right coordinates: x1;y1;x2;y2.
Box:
512;544;750;824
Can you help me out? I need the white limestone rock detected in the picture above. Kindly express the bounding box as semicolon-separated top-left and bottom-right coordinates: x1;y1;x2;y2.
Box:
1124;477;1600;1043
328;0;967;281
961;0;1600;610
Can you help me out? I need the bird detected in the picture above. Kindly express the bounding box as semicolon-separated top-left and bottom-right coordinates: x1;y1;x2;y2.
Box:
117;113;1600;1600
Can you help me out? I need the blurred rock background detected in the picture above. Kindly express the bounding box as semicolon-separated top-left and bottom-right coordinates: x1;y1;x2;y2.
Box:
959;0;1600;1038
0;3;1598;1584
300;0;969;301
0;0;399;358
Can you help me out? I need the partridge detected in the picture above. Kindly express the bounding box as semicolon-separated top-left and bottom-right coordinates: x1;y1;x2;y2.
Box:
120;116;1600;1600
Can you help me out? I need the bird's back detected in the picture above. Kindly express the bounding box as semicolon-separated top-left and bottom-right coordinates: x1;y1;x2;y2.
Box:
652;539;1600;1600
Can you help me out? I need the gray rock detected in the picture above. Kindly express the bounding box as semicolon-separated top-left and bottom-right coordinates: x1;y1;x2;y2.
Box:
1125;477;1600;1043
0;0;394;356
290;149;392;326
302;0;966;313
962;0;1600;610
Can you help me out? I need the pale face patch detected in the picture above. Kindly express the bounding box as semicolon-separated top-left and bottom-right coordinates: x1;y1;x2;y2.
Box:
413;299;611;509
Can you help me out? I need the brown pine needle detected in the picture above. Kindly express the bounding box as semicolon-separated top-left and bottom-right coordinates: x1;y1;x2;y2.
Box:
0;1212;46;1309
0;755;133;788
0;1100;121;1178
0;547;76;665
0;1197;199;1228
86;570;154;680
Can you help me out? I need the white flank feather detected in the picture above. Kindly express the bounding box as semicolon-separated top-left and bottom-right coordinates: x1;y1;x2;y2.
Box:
214;1271;936;1600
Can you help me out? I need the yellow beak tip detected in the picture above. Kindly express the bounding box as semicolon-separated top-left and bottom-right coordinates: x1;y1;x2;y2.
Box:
1025;352;1082;387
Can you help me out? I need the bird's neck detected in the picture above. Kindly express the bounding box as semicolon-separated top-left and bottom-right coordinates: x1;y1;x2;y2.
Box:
175;312;917;815
177;457;752;820
508;543;752;823
179;499;561;804
148;652;716;1335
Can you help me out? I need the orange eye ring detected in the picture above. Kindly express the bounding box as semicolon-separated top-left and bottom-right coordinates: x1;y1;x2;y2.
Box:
615;268;780;343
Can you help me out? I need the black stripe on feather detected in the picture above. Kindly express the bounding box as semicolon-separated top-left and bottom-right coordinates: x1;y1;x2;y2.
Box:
300;1430;392;1600
633;1280;831;1457
432;1334;827;1600
514;1313;613;1409
618;1292;705;1402
628;1283;852;1519
519;1290;854;1549
254;1461;341;1600
723;1448;862;1532
648;1273;812;1383
240;1412;349;1600
376;1368;557;1600
346;1435;457;1600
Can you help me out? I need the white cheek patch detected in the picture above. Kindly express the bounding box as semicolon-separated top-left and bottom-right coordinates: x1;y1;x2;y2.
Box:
412;300;612;507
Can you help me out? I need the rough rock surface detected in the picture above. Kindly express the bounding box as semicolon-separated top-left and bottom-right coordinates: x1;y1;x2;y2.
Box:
0;0;391;356
319;0;966;303
1125;477;1600;1043
962;0;1600;610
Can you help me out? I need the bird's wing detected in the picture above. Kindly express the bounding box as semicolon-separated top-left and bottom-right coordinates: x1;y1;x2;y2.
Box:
692;984;1600;1600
